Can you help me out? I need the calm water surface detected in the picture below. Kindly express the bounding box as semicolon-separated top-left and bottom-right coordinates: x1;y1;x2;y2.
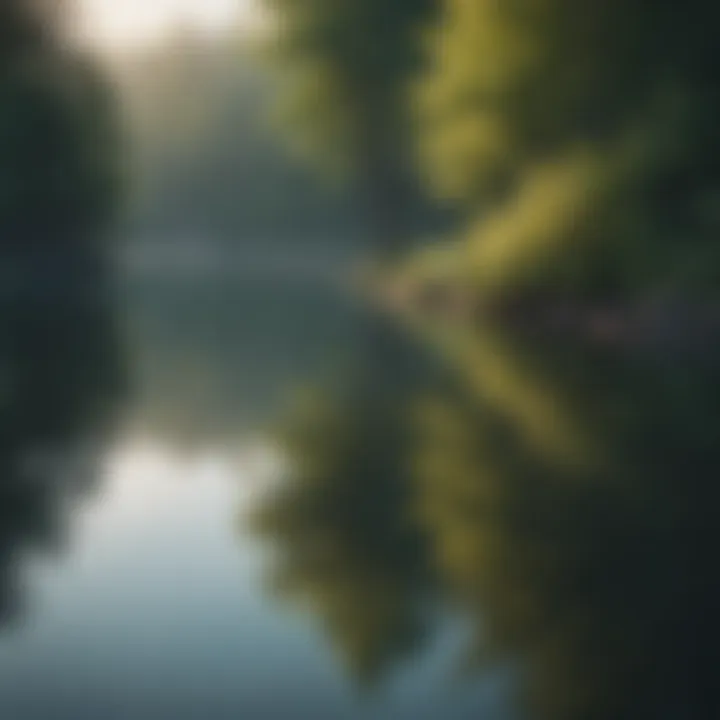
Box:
0;262;508;720
0;257;717;720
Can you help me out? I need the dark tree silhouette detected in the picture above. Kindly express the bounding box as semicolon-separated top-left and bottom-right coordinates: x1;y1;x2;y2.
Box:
0;0;126;625
0;0;123;262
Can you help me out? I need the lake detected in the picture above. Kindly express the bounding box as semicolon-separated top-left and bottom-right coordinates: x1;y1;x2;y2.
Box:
0;253;717;719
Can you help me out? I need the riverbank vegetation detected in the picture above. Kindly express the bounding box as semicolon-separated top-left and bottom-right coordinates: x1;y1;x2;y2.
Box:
259;0;720;323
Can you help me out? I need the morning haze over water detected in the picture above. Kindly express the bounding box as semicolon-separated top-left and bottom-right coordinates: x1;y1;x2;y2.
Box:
0;1;719;719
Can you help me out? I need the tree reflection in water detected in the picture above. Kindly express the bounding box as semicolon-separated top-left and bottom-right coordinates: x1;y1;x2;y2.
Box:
252;315;720;719
250;317;438;686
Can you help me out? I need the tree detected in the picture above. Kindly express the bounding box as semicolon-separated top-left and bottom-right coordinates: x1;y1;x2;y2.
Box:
0;0;127;624
0;0;123;257
261;0;438;254
416;0;720;300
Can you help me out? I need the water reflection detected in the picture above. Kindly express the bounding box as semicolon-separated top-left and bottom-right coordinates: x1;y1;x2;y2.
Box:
0;295;126;618
251;317;439;686
413;325;720;720
3;5;719;717
254;315;720;719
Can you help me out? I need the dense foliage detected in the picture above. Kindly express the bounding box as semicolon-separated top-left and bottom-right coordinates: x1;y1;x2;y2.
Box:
261;0;440;250
415;0;720;299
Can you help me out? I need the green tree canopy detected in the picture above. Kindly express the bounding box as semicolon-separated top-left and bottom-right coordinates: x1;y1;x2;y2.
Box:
416;0;720;298
0;0;123;253
261;0;439;249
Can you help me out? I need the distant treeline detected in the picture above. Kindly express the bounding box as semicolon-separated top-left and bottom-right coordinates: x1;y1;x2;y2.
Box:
111;31;445;247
